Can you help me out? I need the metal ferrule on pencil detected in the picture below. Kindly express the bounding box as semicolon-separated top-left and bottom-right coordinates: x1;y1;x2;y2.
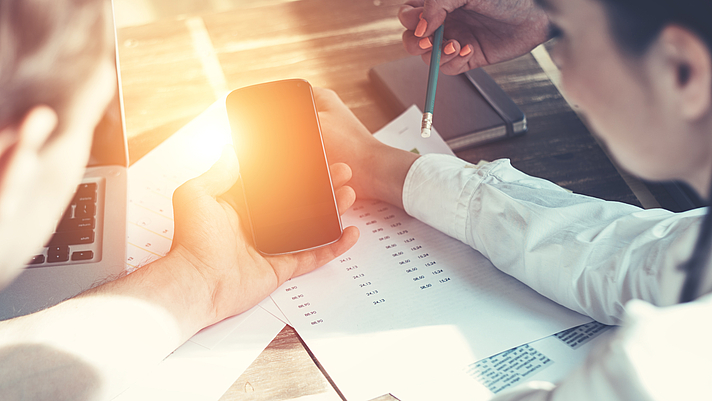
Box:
421;112;433;138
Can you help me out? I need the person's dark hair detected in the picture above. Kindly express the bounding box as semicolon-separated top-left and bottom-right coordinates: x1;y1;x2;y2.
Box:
595;0;712;302
598;0;712;56
0;0;109;137
680;188;712;302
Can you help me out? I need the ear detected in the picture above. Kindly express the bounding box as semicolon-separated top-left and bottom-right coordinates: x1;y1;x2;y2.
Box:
17;106;59;150
655;25;712;121
0;105;58;154
0;106;58;217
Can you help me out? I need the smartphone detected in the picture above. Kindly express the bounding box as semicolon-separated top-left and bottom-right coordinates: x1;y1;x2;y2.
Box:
226;79;343;255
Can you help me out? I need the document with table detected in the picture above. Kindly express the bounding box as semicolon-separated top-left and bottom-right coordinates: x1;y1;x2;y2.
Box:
119;101;611;401
269;105;601;401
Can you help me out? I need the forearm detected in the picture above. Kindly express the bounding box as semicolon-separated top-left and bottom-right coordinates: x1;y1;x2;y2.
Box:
360;142;420;209
0;251;213;400
82;248;216;338
403;154;703;323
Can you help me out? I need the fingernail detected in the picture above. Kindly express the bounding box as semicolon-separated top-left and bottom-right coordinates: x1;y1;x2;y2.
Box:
444;42;456;55
415;19;427;37
460;45;472;57
419;37;432;49
419;12;423;19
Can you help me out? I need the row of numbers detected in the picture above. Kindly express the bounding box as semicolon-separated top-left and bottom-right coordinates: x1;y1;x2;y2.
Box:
285;284;323;326
354;201;396;305
365;202;452;293
356;201;455;309
389;219;451;291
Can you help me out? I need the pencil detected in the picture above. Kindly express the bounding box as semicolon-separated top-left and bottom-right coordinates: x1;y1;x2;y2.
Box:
421;24;444;138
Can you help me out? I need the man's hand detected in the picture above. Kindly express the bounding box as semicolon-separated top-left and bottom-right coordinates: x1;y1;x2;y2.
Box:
170;147;359;327
0;147;359;401
399;0;550;75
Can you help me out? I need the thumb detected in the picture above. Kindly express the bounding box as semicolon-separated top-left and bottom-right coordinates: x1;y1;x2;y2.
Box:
420;0;451;37
181;145;240;200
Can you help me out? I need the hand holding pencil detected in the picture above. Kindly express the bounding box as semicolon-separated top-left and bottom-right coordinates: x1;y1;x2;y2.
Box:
398;0;550;75
399;0;549;138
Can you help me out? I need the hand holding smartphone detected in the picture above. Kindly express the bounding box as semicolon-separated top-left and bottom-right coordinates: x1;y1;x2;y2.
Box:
226;79;343;255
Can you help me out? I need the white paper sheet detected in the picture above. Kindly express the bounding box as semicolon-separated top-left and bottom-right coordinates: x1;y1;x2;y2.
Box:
118;98;286;400
461;321;613;397
259;296;291;325
114;305;285;401
270;106;592;401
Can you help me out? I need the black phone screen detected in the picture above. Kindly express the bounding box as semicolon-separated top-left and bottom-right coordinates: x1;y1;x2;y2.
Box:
226;80;342;254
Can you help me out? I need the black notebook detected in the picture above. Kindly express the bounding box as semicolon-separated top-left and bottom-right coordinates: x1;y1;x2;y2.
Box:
369;56;527;151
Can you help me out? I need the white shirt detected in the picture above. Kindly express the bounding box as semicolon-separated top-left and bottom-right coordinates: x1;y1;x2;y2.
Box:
402;154;712;400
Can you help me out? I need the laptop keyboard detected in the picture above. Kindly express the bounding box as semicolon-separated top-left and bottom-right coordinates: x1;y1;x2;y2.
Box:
27;182;99;267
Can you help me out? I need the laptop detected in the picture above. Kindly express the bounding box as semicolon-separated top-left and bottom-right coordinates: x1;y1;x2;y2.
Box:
0;0;129;320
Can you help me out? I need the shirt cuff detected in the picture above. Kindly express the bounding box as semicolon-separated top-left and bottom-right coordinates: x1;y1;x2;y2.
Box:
402;154;486;244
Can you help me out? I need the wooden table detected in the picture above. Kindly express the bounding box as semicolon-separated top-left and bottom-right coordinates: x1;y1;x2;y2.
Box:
116;1;644;399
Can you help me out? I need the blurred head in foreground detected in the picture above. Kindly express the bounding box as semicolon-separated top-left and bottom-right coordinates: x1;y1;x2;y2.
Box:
0;0;116;286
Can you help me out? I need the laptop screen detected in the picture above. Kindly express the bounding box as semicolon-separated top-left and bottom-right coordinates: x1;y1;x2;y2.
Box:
87;85;127;167
87;5;128;169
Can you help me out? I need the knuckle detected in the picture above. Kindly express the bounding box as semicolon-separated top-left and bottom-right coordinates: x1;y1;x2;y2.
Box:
314;86;337;101
322;88;338;100
173;180;197;202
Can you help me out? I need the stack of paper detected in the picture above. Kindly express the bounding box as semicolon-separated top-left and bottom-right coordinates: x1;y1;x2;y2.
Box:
119;102;610;401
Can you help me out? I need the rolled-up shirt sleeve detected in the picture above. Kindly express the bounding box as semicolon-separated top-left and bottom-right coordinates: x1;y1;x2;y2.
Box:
402;154;704;324
401;154;712;401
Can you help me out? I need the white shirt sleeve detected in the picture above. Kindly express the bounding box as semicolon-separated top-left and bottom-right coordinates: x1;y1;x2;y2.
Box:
401;154;712;401
403;154;704;323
